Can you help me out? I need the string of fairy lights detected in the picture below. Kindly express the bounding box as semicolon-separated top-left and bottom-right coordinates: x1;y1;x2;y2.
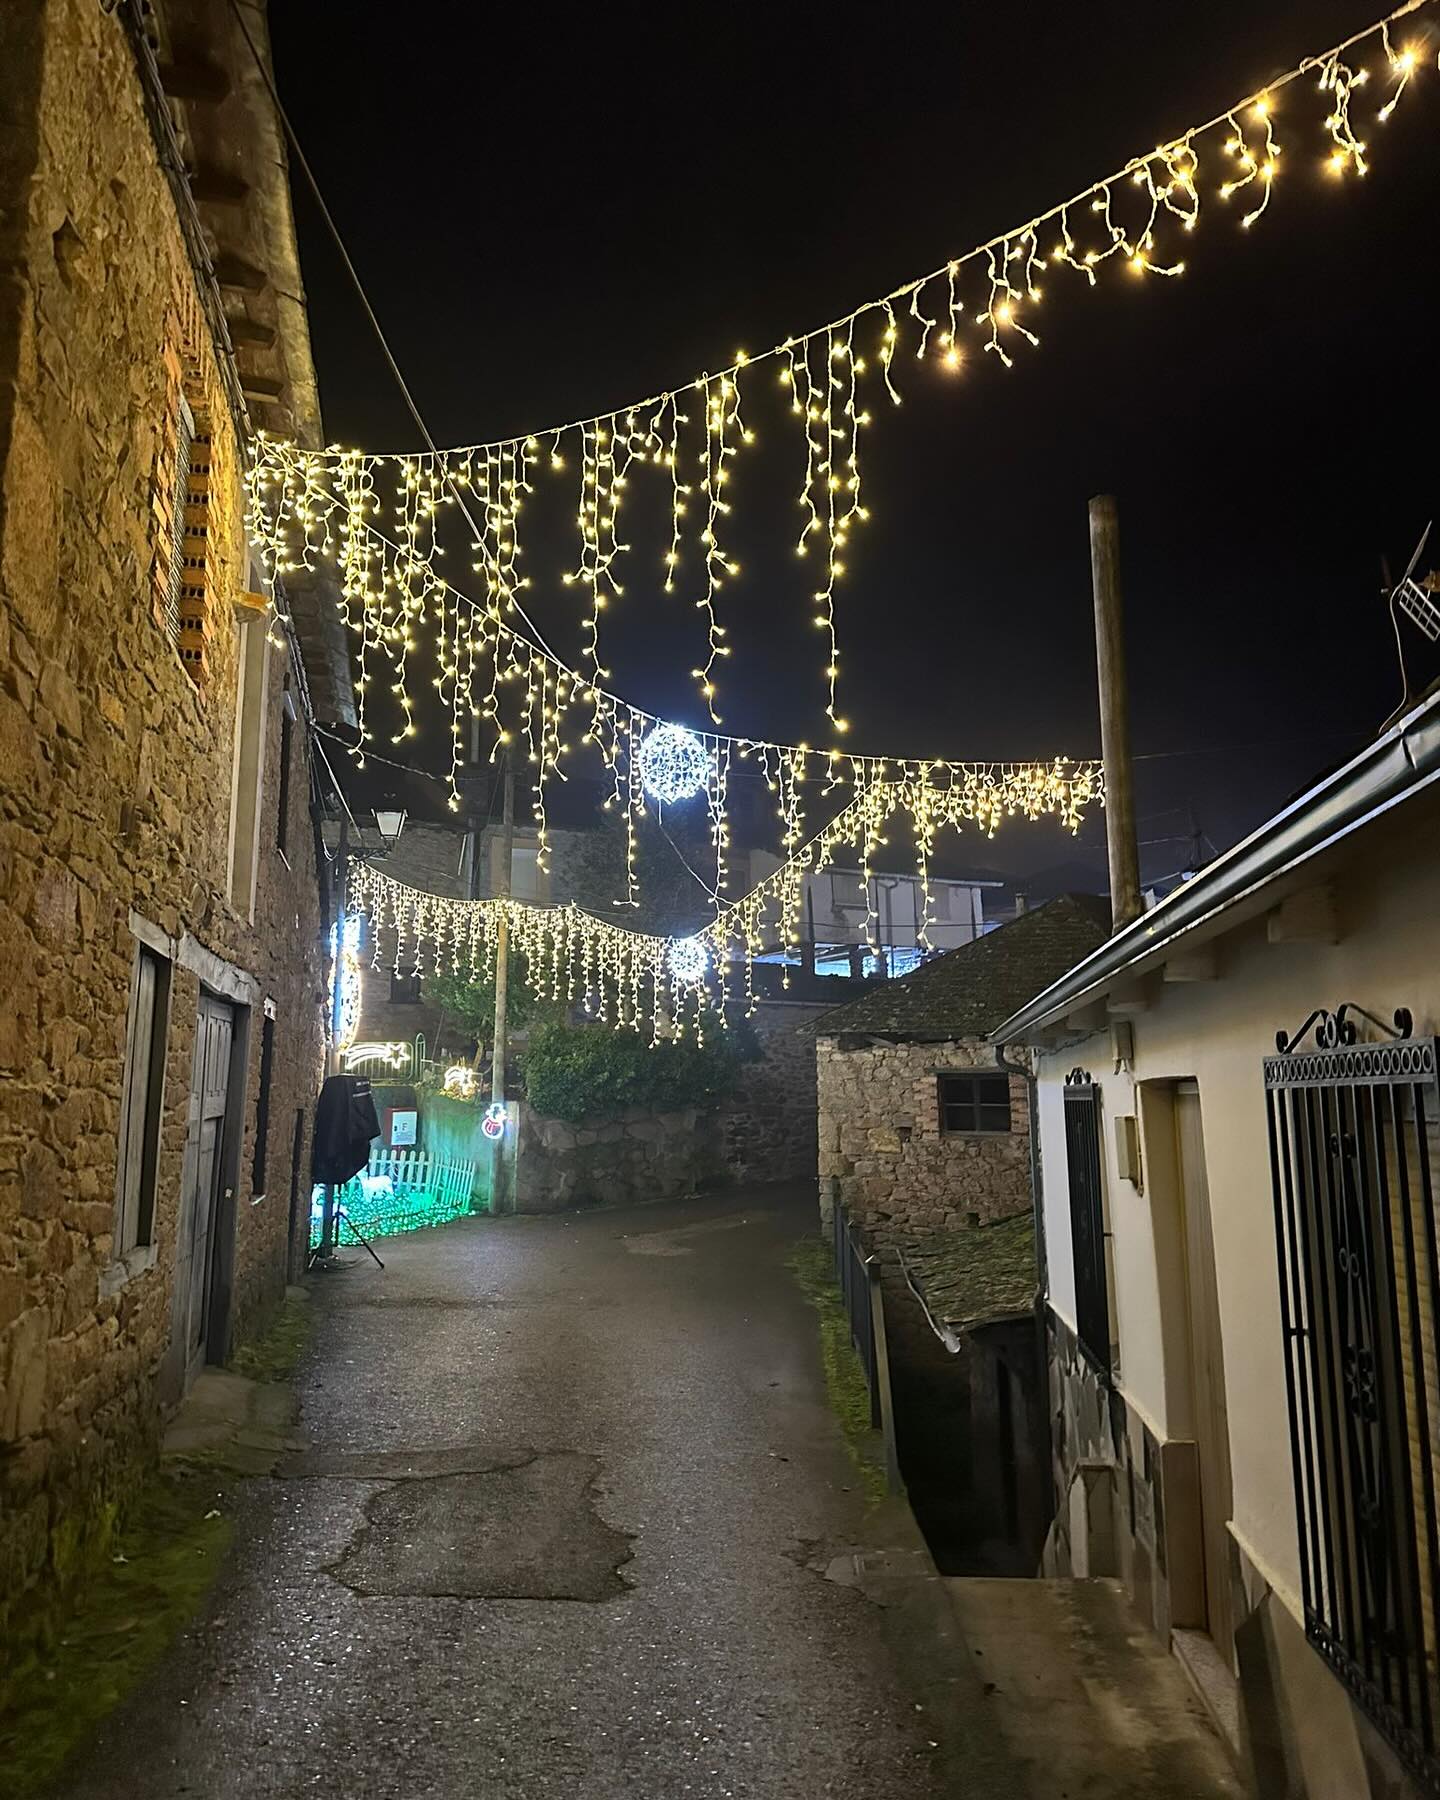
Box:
346;762;1100;1043
248;0;1432;744
260;2;1433;1033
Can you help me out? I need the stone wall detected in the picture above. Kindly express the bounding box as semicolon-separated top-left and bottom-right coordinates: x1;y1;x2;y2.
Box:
516;1101;726;1211
816;1035;1030;1239
723;1000;829;1183
514;1000;831;1210
0;0;327;1642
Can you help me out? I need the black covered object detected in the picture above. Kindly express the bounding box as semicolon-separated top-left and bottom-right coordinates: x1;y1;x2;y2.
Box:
311;1074;381;1185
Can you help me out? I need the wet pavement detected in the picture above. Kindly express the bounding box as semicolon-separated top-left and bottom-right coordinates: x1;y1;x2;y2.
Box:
56;1185;952;1799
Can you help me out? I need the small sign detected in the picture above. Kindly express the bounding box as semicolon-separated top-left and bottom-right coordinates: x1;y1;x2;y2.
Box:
388;1108;418;1147
481;1102;508;1140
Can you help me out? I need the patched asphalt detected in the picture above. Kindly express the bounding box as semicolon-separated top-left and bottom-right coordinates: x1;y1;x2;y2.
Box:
55;1184;949;1798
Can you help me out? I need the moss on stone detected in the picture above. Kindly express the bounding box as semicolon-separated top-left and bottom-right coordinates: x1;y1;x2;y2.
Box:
0;1463;232;1798
227;1288;310;1384
789;1237;887;1505
899;1210;1037;1332
0;1291;309;1791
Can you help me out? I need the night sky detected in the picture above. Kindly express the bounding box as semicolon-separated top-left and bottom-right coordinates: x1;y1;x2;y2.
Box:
271;0;1440;892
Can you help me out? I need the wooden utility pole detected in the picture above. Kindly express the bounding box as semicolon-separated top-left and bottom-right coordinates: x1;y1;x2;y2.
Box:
490;757;515;1211
1088;495;1142;931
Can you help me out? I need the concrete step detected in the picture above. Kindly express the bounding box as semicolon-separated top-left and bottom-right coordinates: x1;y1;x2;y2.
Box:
941;1576;1245;1798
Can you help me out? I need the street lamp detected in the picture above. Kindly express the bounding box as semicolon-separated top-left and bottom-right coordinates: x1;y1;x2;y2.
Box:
373;808;407;848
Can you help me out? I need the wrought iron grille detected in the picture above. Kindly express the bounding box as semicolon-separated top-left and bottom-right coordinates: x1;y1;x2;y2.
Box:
1064;1070;1111;1374
1265;1004;1440;1788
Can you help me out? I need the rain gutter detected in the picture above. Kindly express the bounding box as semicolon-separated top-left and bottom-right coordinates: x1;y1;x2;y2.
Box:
991;689;1440;1044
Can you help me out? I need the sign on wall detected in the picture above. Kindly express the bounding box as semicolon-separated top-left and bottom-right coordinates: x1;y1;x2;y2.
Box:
387;1108;418;1147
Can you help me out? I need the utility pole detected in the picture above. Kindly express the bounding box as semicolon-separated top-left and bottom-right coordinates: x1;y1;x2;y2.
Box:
318;810;349;1260
490;755;515;1212
1088;495;1142;932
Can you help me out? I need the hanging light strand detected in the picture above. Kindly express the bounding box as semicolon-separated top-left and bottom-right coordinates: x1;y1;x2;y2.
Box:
248;3;1433;719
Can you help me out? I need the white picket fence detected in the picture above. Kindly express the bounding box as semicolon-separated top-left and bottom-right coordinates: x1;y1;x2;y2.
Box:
362;1148;476;1208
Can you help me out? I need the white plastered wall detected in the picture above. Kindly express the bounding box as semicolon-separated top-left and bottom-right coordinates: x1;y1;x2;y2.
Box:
1033;823;1440;1615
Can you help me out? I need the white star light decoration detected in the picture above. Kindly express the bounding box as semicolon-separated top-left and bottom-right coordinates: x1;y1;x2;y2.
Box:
638;723;710;805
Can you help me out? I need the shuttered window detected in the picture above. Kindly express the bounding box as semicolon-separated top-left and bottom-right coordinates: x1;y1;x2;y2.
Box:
938;1072;1012;1134
116;945;171;1253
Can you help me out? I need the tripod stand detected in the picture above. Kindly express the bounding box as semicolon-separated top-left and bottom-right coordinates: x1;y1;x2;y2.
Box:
333;1206;385;1269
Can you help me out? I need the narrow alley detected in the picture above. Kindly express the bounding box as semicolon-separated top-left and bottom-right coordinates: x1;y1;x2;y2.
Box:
51;1187;1238;1800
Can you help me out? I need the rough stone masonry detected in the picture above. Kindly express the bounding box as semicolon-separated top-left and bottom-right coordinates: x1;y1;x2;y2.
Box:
0;0;332;1646
816;1034;1030;1239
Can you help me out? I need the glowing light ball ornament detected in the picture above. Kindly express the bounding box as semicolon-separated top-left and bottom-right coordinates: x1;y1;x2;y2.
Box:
638;723;710;805
668;935;710;988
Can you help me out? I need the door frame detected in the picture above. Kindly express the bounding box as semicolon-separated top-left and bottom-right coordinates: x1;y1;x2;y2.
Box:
1140;1078;1237;1666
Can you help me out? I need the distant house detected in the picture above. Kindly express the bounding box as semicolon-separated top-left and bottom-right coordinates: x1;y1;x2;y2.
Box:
992;687;1440;1797
813;895;1111;1242
810;895;1110;1574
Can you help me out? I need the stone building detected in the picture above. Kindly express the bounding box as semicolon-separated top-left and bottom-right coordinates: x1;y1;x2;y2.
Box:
0;0;351;1647
811;897;1109;1580
813;896;1110;1241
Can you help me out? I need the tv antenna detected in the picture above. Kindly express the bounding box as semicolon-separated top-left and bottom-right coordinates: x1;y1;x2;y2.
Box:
1382;522;1437;728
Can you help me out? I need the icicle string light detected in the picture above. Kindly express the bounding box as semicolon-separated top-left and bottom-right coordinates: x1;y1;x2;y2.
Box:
248;2;1433;726
346;760;1103;1044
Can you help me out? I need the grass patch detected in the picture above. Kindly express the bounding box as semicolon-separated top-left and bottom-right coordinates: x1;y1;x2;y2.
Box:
228;1288;311;1384
0;1463;232;1798
0;1293;312;1794
789;1236;888;1505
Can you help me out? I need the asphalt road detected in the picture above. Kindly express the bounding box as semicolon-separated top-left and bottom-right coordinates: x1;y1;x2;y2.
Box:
57;1185;946;1799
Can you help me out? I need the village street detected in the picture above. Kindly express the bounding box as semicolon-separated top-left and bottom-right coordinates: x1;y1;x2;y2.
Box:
55;1188;953;1799
48;1186;1240;1800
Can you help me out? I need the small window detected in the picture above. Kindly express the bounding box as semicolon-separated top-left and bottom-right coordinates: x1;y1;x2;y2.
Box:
938;1072;1012;1134
252;1013;275;1199
116;944;171;1253
390;970;422;1003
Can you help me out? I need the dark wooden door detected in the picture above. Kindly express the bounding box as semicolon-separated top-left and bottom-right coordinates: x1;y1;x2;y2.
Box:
184;993;234;1377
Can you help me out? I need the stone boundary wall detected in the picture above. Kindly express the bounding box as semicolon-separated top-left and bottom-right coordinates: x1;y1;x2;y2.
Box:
722;1000;830;1183
816;1034;1030;1240
513;1000;831;1209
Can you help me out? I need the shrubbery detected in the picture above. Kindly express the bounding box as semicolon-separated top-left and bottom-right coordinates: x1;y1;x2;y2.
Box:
523;1015;757;1123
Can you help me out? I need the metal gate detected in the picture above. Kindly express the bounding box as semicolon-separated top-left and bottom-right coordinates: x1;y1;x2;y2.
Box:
1265;1003;1440;1789
1064;1070;1111;1373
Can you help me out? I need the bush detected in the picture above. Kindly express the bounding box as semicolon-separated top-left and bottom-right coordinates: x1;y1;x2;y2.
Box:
523;1015;757;1123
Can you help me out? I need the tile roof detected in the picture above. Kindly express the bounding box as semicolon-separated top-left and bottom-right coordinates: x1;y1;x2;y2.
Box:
807;894;1112;1040
898;1212;1038;1339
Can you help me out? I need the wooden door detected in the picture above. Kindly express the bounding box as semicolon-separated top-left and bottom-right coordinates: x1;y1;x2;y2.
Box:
184;993;234;1377
1176;1084;1236;1666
